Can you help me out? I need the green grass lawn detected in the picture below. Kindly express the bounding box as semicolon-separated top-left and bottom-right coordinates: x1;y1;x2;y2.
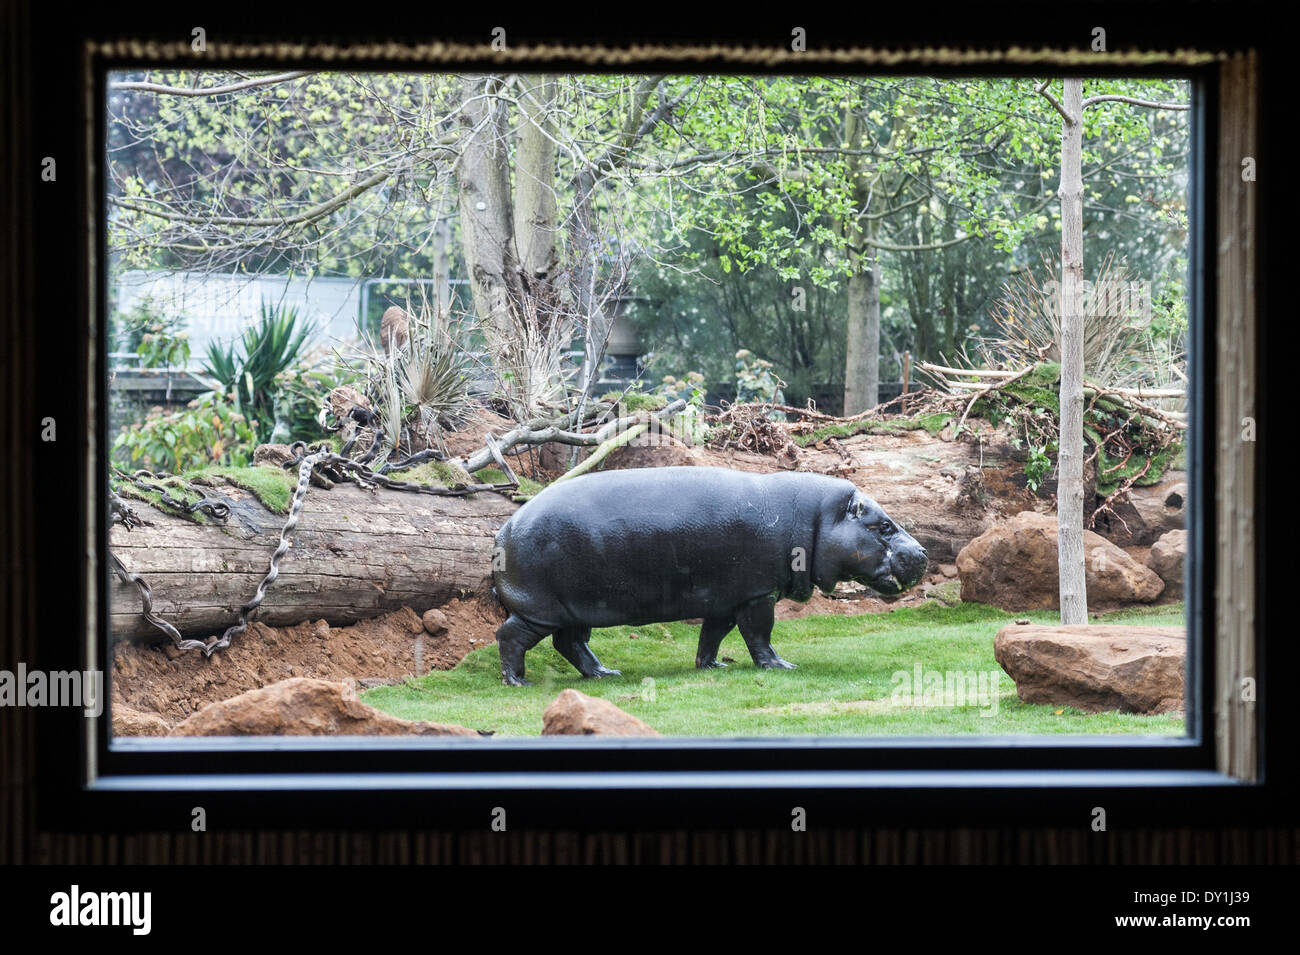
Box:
361;601;1187;738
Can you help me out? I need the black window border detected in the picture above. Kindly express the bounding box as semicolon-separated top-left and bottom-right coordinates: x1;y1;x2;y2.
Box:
28;16;1283;834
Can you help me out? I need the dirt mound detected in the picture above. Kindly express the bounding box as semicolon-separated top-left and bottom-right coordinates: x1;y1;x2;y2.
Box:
602;434;707;470
442;407;516;459
112;594;505;731
772;572;955;620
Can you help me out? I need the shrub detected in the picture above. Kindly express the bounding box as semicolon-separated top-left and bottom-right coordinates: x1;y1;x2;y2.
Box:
113;391;257;473
202;300;316;442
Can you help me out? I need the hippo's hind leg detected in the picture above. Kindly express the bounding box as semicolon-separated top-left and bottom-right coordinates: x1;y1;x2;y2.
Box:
695;615;736;669
736;597;797;670
553;628;621;679
496;614;552;686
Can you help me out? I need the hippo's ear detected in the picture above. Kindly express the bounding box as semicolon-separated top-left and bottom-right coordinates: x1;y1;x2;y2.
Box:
845;490;871;520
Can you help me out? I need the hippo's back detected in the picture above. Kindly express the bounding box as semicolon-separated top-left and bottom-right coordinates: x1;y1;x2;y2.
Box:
492;466;840;629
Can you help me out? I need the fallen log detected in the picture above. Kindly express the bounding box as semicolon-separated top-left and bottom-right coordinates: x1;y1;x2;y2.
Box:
110;481;518;643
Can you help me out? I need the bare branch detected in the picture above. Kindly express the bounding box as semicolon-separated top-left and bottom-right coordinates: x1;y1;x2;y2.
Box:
1081;94;1190;111
108;168;394;228
109;71;314;96
1034;79;1075;124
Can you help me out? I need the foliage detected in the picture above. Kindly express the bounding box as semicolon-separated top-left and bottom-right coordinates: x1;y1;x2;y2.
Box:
202;300;316;443
272;346;360;446
486;293;574;423
733;349;786;405
348;302;475;458
1023;442;1055;493
628;76;1189;395
112;296;190;369
961;361;1182;496
112;391;256;472
653;371;710;445
395;332;472;447
106;71;1190;418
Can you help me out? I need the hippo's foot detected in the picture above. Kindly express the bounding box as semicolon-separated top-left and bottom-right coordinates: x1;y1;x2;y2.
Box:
582;666;622;679
696;657;728;669
758;656;798;670
501;673;533;687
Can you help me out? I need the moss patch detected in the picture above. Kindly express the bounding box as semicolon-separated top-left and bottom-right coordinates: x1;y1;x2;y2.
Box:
796;411;951;446
116;475;215;523
184;465;296;514
477;466;547;501
599;391;666;413
1092;441;1181;496
387;459;475;488
1002;361;1062;413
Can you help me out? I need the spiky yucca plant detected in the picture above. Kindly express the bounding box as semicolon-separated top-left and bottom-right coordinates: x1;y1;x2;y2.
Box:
364;301;472;457
486;293;574;423
977;254;1156;387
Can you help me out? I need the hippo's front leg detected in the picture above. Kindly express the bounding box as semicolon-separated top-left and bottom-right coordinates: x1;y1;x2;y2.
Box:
735;597;797;670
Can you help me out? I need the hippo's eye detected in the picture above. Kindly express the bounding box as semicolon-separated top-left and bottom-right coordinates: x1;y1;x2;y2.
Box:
878;521;895;536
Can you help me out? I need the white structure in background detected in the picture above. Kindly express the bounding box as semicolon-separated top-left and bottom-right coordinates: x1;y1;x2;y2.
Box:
114;270;368;368
113;269;647;386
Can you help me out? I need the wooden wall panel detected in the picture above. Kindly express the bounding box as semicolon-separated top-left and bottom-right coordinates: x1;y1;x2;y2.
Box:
1215;51;1260;781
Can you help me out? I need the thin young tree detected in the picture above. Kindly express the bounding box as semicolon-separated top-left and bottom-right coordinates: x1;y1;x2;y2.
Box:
1035;77;1188;625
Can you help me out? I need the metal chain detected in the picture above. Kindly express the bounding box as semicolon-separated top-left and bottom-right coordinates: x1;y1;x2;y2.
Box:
109;485;213;653
112;467;232;522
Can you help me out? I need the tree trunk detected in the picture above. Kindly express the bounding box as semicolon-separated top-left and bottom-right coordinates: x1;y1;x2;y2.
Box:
431;205;452;336
455;74;524;342
1056;78;1089;625
840;107;880;415
513;74;559;285
110;484;518;642
569;166;612;403
843;248;880;414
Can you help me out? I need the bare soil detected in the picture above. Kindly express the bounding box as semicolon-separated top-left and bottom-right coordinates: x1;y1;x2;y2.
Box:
112;594;505;730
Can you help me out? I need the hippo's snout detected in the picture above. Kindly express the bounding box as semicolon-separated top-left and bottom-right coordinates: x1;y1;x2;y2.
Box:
893;537;929;590
874;533;927;595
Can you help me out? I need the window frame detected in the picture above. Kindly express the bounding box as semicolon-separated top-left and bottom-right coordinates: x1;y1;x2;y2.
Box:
31;34;1277;833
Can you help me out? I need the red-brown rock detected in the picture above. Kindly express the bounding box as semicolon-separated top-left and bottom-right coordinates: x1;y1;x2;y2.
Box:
957;511;1164;611
1146;530;1187;600
1093;471;1187;546
993;624;1185;714
112;704;172;737
541;688;661;736
168;678;482;737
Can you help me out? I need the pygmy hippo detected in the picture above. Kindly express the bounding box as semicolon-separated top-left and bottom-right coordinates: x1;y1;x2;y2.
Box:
491;466;928;685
